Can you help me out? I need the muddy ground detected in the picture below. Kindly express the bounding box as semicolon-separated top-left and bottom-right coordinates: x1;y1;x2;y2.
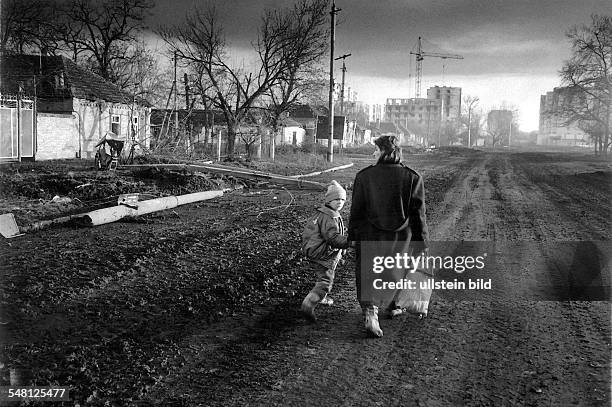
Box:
0;149;611;406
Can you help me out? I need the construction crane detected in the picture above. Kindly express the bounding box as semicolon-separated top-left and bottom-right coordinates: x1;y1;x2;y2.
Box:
410;36;463;98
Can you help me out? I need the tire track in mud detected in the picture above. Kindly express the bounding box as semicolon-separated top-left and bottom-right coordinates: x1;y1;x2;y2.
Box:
428;154;497;241
508;153;611;241
146;151;610;406
426;153;611;406
140;154;482;406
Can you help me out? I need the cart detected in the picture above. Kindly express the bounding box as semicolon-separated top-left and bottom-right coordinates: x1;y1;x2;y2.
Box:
94;133;125;171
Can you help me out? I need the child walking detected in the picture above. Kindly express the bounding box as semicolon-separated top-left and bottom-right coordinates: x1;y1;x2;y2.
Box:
301;180;350;321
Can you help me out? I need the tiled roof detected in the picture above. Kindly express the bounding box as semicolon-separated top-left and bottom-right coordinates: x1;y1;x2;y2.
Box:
0;54;148;105
289;104;328;119
150;109;226;126
280;117;303;127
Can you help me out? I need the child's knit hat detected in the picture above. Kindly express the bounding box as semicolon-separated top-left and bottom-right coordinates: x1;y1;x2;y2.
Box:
325;180;346;203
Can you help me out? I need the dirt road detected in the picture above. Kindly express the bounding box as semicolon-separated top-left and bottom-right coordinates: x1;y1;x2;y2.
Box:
1;150;610;406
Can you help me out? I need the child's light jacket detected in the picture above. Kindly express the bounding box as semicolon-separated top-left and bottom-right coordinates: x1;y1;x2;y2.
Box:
302;206;349;269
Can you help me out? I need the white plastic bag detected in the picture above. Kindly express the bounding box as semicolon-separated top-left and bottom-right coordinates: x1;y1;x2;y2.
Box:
394;269;433;317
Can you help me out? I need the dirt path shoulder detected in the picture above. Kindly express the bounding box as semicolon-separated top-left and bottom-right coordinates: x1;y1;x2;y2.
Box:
1;151;610;406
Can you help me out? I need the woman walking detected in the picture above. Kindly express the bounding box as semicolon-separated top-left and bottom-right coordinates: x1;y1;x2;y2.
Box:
348;135;429;337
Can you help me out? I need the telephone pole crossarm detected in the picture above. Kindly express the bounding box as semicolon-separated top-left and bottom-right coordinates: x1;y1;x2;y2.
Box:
334;53;352;116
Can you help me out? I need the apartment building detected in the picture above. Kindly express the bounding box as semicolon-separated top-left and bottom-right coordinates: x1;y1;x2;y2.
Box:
427;86;462;121
539;87;590;147
384;97;441;128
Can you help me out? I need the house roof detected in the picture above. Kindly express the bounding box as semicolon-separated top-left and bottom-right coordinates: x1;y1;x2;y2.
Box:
150;108;227;126
280;117;303;127
0;54;149;106
289;104;328;119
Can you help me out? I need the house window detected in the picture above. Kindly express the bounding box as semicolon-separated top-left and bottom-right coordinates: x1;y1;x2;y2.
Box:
131;116;139;140
111;115;120;136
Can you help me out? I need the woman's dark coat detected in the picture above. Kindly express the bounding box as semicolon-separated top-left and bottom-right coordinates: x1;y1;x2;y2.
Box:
348;162;429;307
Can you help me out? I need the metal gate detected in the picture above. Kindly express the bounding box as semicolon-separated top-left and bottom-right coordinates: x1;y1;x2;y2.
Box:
0;95;35;160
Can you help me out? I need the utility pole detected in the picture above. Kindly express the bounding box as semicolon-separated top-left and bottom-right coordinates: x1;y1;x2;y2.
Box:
173;51;178;138
184;73;191;151
438;96;443;147
508;113;512;147
426;100;433;146
327;1;341;163
184;73;190;109
334;53;351;115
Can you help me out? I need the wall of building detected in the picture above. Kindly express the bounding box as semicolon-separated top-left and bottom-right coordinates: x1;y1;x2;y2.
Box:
74;99;150;159
277;126;306;145
291;118;317;141
384;98;441;128
538;88;589;146
371;104;383;123
427;86;461;120
37;112;79;159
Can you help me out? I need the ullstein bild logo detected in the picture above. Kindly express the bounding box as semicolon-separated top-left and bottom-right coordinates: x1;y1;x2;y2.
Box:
371;276;492;291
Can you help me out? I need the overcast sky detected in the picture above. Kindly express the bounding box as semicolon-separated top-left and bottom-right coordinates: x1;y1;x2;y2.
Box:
149;0;612;131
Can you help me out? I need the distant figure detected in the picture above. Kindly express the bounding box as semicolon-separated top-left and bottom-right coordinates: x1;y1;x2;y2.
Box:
348;135;429;337
301;180;350;321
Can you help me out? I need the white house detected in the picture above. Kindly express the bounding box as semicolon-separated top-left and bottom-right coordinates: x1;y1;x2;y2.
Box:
1;54;151;161
276;117;306;146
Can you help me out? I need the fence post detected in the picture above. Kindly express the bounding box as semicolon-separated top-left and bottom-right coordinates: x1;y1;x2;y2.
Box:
216;129;221;162
17;87;22;162
256;130;262;160
270;130;275;161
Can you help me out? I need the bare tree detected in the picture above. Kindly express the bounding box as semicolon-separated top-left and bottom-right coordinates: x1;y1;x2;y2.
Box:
559;14;612;156
460;96;480;147
158;0;329;159
439;119;461;146
112;40;170;103
263;60;327;160
186;62;221;149
261;0;329;158
486;108;516;147
57;0;154;83
1;0;62;55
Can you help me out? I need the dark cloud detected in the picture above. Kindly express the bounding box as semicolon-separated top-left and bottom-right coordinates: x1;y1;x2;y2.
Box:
151;0;610;78
149;0;611;130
